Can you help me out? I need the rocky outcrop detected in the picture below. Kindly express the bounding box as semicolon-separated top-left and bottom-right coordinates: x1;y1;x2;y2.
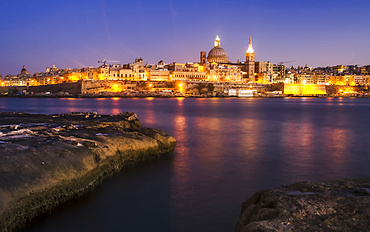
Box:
0;112;176;232
236;178;370;232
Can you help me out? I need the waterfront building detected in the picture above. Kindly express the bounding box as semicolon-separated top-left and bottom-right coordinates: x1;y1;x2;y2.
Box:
169;63;207;81
354;75;364;85
130;58;147;81
3;66;36;86
3;75;35;86
255;61;273;83
317;75;331;85
295;74;316;84
148;70;170;81
97;60;146;81
146;60;170;81
208;63;242;82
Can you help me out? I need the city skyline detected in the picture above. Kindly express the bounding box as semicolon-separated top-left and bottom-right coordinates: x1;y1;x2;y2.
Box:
1;0;370;75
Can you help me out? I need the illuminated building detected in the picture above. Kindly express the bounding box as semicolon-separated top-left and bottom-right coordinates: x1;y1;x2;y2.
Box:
148;70;170;81
147;60;170;81
169;62;206;81
97;60;146;81
354;75;364;85
255;61;273;83
333;65;347;73
204;35;259;83
3;66;37;86
208;63;242;82
244;36;255;82
207;35;229;63
46;64;59;73
4;75;35;86
130;58;147;81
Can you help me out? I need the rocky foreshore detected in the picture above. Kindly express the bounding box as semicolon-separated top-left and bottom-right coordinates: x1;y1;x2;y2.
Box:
235;178;370;232
0;112;176;232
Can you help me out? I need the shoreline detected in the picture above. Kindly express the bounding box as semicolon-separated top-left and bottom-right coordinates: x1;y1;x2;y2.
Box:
0;112;176;232
0;94;367;99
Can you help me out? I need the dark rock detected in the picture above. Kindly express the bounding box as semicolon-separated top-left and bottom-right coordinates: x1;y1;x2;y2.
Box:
236;179;370;232
0;112;176;232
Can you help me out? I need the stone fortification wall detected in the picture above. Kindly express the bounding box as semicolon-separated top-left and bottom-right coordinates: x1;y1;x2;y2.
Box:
29;82;82;94
0;82;82;95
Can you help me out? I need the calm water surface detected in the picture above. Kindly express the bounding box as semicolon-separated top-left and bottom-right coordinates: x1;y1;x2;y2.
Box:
1;97;370;232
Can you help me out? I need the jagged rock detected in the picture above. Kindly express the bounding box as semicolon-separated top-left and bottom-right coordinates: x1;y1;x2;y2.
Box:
0;112;176;232
235;178;370;232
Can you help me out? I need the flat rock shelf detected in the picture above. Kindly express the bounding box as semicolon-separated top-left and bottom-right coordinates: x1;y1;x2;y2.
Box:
0;112;176;232
235;178;370;232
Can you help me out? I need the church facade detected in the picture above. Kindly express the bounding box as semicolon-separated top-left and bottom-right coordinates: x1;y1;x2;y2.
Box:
201;35;257;82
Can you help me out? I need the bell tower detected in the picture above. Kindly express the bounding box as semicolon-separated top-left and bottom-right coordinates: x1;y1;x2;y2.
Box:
200;51;206;65
245;36;255;82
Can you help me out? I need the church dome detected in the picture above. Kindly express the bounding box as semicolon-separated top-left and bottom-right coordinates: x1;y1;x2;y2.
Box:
20;65;30;75
207;47;228;63
207;35;229;63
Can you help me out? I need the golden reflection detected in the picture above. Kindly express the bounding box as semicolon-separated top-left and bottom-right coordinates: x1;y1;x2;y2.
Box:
66;107;78;112
193;117;224;175
322;127;346;168
193;117;218;133
111;98;120;115
282;120;314;178
240;118;260;152
173;115;187;143
237;117;263;182
171;114;190;189
111;108;120;115
142;107;155;125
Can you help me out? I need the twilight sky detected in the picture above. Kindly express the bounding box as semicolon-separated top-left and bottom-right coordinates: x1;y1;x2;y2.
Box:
1;0;369;75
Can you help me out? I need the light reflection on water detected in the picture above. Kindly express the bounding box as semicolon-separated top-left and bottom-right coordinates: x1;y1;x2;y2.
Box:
1;97;369;232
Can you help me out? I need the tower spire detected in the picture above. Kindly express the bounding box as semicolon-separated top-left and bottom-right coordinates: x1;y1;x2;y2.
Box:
214;35;221;47
246;35;255;61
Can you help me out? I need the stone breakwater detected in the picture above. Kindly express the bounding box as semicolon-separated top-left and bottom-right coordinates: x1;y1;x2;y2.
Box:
235;178;370;232
0;112;176;232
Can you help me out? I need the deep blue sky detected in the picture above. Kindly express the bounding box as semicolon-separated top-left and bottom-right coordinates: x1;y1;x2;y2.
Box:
1;0;369;75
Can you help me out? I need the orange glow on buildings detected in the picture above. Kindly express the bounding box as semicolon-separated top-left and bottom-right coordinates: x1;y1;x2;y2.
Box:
284;84;327;95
